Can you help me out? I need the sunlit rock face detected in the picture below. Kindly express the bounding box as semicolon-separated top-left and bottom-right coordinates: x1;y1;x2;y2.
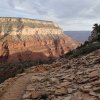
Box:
0;17;78;63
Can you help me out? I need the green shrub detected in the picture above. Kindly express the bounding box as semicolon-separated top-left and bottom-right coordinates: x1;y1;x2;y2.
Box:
65;41;100;58
0;59;55;83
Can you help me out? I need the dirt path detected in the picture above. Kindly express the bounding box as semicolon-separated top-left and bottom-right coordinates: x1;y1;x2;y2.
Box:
0;73;33;100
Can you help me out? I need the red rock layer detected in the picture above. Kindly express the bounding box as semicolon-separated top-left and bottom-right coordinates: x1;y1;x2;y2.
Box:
0;17;78;63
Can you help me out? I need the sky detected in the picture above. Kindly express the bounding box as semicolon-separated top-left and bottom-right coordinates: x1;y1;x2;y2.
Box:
0;0;100;30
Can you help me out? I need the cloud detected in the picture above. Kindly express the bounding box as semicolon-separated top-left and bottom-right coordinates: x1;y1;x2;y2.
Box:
0;0;100;30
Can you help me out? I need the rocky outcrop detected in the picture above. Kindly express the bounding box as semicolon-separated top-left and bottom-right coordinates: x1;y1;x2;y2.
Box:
0;17;78;63
22;49;100;100
0;49;100;100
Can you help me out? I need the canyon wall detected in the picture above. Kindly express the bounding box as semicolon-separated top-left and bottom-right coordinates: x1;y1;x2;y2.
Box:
0;17;78;63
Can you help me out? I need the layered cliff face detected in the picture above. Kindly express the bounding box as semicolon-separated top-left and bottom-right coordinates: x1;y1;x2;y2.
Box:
0;17;78;63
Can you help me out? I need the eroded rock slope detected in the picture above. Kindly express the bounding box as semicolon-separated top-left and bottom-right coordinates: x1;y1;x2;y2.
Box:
0;17;78;63
0;49;100;100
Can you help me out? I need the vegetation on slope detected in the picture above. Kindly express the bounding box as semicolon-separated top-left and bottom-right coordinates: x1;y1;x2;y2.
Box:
65;41;100;58
65;24;100;58
0;59;54;83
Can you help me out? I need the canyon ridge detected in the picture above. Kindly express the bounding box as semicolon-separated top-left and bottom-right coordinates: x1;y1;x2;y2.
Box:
0;17;78;63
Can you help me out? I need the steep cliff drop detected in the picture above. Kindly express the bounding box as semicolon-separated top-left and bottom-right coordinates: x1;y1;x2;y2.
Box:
0;17;78;63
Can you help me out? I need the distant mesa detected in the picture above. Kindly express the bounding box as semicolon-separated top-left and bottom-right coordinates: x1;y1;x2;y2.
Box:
0;17;78;63
64;31;91;43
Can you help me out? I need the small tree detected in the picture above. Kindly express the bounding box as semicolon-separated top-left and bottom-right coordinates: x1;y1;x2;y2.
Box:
93;24;99;32
89;23;100;42
93;23;100;33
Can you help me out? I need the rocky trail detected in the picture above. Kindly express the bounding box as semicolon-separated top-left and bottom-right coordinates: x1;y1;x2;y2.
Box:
0;49;100;100
0;73;33;100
